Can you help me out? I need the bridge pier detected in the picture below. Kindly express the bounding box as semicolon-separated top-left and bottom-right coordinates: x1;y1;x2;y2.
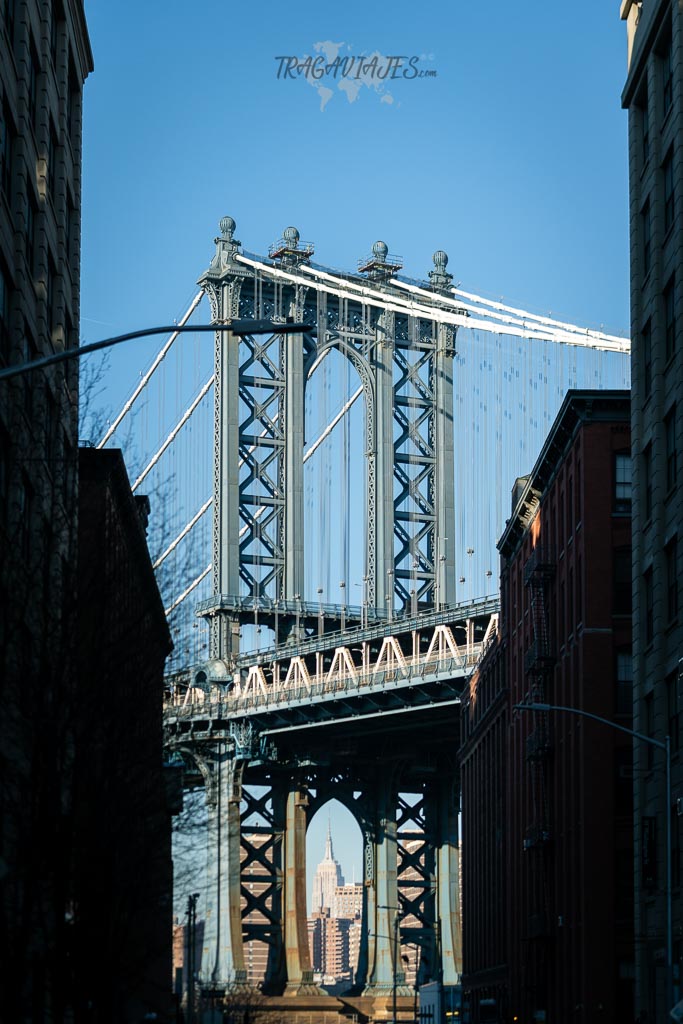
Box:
200;742;246;988
363;768;413;1007
284;786;320;995
436;776;463;985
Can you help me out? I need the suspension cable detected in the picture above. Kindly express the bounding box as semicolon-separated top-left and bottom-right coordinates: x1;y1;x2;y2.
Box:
97;290;205;448
153;497;213;569
131;374;214;492
165;563;211;617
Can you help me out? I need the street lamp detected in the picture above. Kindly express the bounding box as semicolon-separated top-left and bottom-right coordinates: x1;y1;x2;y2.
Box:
0;317;314;381
186;891;201;1024
514;700;672;1015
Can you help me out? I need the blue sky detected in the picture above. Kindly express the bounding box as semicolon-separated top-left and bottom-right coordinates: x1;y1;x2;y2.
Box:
80;2;632;904
81;1;630;409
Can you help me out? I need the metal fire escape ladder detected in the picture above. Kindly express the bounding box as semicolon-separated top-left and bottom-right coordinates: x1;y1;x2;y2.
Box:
522;546;556;942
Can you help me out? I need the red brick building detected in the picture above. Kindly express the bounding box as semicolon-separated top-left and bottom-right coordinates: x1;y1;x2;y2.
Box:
461;390;634;1023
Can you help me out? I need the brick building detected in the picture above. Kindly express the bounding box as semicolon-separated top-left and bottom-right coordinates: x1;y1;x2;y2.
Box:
461;390;634;1023
0;0;92;1016
620;2;683;1016
76;447;174;1021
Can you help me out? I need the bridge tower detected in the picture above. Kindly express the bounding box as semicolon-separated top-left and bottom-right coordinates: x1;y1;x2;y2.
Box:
168;220;496;1021
196;217;459;666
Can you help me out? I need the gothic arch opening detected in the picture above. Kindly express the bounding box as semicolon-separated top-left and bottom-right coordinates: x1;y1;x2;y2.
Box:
306;799;363;994
304;346;367;607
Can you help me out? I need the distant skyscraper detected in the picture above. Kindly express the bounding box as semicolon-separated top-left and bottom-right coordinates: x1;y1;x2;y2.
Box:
311;822;344;912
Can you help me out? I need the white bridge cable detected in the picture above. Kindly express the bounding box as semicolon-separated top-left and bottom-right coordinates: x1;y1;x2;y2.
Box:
153;497;213;570
131;374;214;493
97;290;205;449
154;350;337;571
165;563;211;617
238;254;629;354
295;256;628;349
304;383;363;460
162;370;364;609
393;278;629;350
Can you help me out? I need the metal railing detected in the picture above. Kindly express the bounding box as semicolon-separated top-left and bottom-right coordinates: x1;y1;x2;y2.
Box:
165;642;484;720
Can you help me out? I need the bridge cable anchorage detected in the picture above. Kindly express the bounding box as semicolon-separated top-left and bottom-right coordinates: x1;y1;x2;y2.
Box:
165;562;211;617
97;290;205;449
239;252;629;353
131;374;214;493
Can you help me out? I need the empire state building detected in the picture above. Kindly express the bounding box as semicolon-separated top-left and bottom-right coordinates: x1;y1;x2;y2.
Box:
311;823;344;911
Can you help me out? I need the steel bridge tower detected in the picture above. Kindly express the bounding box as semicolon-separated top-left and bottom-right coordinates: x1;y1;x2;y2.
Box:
166;219;497;1023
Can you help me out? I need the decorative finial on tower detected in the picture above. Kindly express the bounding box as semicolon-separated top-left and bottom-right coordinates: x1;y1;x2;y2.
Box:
269;225;314;266
219;215;236;241
358;240;403;282
373;240;389;262
204;216;243;276
428;249;453;293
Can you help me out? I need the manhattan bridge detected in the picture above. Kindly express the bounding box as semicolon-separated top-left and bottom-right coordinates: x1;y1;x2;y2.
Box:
95;218;630;1022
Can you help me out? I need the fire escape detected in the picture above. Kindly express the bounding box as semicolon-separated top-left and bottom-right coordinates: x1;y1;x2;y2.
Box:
522;545;556;958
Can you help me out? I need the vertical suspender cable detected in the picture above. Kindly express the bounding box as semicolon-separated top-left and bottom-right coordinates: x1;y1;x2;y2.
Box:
97;290;204;448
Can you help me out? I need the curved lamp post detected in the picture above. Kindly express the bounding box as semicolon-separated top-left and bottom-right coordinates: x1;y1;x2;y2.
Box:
514;700;672;1016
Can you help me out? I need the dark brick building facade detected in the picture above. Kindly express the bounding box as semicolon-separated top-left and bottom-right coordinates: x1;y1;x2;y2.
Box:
461;390;634;1023
76;447;173;1022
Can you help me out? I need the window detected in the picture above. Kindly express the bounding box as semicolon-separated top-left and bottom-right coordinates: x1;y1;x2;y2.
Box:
46;122;58;200
643;442;653;521
642;94;650;164
46;255;55;337
642;200;652;277
664;148;675;234
614;548;633;615
44;389;56;464
3;0;15;45
664;275;676;363
567;476;573;534
65;194;74;267
668;670;680;753
0;99;14;200
568;567;574;635
67;54;79;142
666;537;679;622
645;694;655;771
19;473;33;561
644;567;654;646
50;0;63;69
663;36;674;117
28;39;40;131
642;318;652;397
665;404;677;492
673;805;681;889
616;648;633;716
615;452;632;512
25;194;36;275
0;262;9;362
23;322;35;417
